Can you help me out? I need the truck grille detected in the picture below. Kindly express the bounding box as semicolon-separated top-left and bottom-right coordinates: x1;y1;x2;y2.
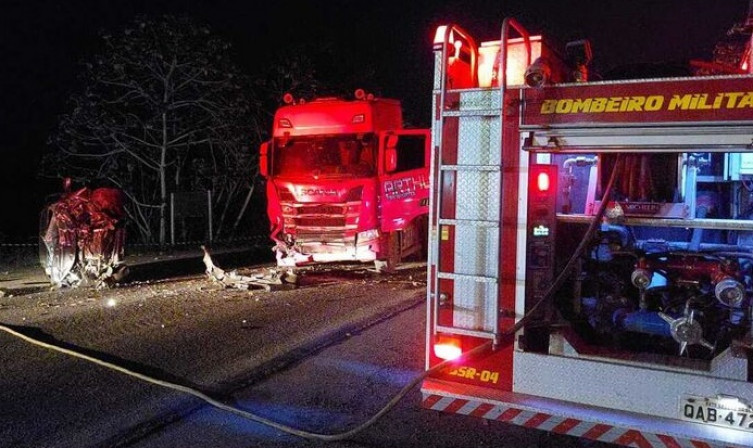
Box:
282;201;359;234
296;217;347;227
298;204;344;215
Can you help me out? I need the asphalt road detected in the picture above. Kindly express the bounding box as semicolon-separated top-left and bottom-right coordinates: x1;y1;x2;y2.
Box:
0;261;614;448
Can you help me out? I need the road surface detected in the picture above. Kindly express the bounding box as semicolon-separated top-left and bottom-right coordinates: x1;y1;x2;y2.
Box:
0;261;613;447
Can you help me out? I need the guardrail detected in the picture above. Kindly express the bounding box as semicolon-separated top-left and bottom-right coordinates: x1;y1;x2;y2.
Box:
0;234;273;268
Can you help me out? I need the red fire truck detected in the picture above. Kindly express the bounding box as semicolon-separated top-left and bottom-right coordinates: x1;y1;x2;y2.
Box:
422;16;753;448
260;90;429;271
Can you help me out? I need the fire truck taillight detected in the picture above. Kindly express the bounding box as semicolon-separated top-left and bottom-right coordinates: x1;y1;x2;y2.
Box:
434;337;462;360
278;118;292;128
352;114;365;124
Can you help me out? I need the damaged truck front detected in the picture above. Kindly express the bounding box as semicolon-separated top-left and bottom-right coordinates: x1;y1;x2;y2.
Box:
260;90;430;272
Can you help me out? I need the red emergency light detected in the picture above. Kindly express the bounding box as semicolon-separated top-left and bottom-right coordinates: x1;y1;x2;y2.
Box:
536;171;550;192
529;164;557;197
433;25;450;45
434;336;462;360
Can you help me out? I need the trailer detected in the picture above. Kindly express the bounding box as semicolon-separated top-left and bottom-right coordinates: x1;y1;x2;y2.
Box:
260;90;430;272
422;16;753;448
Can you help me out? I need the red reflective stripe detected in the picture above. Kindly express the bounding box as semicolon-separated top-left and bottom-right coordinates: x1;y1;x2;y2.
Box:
582;423;612;440
496;408;522;422
422;394;443;409
690;442;712;448
523;413;551;428
656;434;682;448
551;418;581;434
444;399;469;414
469;403;495;418
616;430;653;448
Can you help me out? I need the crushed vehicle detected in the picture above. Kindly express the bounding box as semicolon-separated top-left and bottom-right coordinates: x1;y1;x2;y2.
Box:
259;90;430;272
39;181;126;287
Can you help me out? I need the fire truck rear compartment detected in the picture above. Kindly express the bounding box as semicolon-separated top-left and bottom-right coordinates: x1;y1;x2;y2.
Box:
534;151;753;373
424;17;753;448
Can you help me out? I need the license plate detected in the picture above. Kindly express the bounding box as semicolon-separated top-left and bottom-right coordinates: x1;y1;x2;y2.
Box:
679;395;753;433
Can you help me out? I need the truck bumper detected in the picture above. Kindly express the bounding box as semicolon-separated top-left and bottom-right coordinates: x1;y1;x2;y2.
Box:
276;241;378;267
421;378;753;448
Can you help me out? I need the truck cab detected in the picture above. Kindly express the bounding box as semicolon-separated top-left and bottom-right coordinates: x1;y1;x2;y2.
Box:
260;90;429;271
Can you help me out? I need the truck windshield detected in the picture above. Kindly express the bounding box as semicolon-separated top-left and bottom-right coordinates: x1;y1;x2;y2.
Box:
272;135;377;178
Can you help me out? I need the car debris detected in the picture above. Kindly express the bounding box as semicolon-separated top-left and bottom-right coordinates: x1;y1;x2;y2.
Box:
39;181;127;288
201;246;297;291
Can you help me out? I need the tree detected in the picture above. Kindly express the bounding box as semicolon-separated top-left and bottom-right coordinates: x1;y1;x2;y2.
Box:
258;44;323;109
255;41;379;110
44;15;262;244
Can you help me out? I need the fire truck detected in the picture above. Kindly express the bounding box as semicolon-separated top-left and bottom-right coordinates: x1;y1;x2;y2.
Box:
422;15;753;448
260;90;429;272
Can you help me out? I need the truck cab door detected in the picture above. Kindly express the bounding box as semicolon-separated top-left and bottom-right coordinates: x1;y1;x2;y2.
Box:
378;129;431;233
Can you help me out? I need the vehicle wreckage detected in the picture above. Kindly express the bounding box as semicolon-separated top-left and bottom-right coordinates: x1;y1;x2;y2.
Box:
201;246;297;291
39;184;127;288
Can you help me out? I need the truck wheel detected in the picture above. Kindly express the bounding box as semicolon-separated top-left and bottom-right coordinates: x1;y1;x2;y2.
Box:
375;231;400;274
416;216;429;260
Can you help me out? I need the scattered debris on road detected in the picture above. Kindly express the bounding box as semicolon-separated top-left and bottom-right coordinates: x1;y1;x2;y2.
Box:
202;246;297;291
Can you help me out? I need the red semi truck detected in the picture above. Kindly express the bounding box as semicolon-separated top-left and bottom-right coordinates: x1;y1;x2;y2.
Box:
260;90;429;272
422;15;753;448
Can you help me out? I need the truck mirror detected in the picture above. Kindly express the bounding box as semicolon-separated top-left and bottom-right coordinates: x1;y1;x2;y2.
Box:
386;134;399;150
386;147;397;173
385;135;398;173
259;141;270;177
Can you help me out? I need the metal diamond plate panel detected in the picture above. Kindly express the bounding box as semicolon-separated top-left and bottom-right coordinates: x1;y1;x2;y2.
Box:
458;89;501;111
455;170;501;221
452;277;498;332
433;52;443;91
454;224;499;278
457;116;501;166
431;94;442;145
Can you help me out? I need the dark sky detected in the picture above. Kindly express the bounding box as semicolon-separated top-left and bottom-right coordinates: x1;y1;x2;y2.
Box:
1;0;750;240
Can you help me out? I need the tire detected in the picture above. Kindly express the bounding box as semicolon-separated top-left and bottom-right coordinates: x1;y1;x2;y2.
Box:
416;216;429;260
375;231;400;274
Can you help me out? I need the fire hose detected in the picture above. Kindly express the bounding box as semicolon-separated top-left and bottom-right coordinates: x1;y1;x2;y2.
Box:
0;155;621;441
0;321;485;442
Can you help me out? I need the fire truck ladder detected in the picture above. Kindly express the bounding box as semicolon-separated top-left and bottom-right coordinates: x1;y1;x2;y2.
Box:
430;20;531;343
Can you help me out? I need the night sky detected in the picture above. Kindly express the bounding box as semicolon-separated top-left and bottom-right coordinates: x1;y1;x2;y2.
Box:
1;0;750;241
